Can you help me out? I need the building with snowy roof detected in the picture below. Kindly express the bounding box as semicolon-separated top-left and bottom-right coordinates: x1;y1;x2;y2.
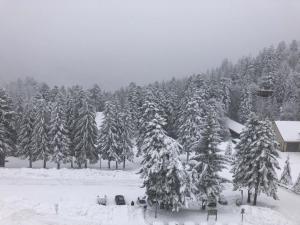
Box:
225;117;245;138
273;121;300;152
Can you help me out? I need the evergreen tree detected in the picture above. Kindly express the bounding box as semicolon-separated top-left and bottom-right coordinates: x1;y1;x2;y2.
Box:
293;173;300;194
280;156;293;186
74;94;98;168
18;102;35;168
233;114;280;205
178;91;203;161
97;101;120;169
127;82;143;131
88;84;104;112
66;86;85;168
118;111;134;169
0;88;16;167
32;96;51;168
190;107;228;199
136;91;162;156
238;88;253;124
49;92;70;169
139;102;188;211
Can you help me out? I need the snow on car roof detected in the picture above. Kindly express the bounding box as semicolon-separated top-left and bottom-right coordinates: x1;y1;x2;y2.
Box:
275;121;300;142
225;117;245;134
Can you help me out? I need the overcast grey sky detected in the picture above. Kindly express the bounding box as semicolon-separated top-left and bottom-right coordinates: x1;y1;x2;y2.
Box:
0;0;300;90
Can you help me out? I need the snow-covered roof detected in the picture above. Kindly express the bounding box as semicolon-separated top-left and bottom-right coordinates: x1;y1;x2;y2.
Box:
274;121;300;142
225;117;245;134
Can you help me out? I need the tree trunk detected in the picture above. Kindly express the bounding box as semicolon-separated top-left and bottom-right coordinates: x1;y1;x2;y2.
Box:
253;166;260;206
108;160;111;169
29;154;32;168
186;151;189;162
71;159;73;168
99;157;102;169
247;189;251;203
116;161;118;170
57;162;60;169
0;153;5;167
85;160;88;168
123;157;126;169
78;163;82;169
43;158;47;169
253;189;258;206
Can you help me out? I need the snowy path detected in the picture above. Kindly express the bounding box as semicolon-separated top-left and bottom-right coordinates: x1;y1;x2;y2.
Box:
271;187;300;224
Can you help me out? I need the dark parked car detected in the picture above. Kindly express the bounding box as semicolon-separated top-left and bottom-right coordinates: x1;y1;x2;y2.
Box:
115;195;126;205
137;196;147;207
218;195;228;205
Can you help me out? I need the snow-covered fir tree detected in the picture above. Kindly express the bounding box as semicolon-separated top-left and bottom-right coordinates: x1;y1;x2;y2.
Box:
238;88;253;124
178;91;203;161
66;86;85;168
233;113;280;205
280;156;293;186
88;84;105;112
97;100;120;169
139;101;188;211
293;173;300;194
189;107;228;200
127;82;143;131
0;88;16;167
136;90;163;156
73;94;98;168
118;111;134;169
32;96;51;168
49;92;70;169
17;101;35;168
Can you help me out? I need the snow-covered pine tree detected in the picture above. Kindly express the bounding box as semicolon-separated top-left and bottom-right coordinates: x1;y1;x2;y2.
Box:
66;86;85;168
233;113;280;205
0;88;16;167
118;111;134;169
189;107;228;200
232;113;260;202
127;82;143;131
293;173;300;194
280;156;293;186
97;100;121;169
139;101;188;211
238;88;253;124
32;96;51;168
178;91;203;161
73;94;98;168
18;101;35;168
88;84;104;112
136;90;162;157
49;92;71;169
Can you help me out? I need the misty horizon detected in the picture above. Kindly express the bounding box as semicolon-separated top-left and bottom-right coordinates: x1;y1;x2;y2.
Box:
1;0;300;90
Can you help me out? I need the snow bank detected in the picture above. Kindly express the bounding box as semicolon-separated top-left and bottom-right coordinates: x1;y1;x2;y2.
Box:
225;117;245;134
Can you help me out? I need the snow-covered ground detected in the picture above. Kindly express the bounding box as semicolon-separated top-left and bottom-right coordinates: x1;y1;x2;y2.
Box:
0;140;300;225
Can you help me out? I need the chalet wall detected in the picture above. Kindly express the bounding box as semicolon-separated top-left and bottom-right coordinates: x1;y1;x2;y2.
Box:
272;122;285;152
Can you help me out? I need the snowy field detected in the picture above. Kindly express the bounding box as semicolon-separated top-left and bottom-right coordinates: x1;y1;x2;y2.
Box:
1;146;300;225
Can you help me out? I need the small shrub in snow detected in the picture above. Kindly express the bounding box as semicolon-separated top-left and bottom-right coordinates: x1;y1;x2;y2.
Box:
293;173;300;194
280;156;293;186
